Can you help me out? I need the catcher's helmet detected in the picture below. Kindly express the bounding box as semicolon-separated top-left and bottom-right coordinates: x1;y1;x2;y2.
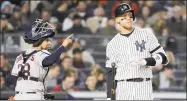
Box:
114;3;135;20
23;19;55;44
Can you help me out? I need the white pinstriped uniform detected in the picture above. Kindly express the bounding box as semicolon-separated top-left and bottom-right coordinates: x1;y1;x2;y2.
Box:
106;27;167;100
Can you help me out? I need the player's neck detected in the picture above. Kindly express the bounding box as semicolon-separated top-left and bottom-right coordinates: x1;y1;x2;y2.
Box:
47;71;53;77
120;26;134;35
33;46;42;51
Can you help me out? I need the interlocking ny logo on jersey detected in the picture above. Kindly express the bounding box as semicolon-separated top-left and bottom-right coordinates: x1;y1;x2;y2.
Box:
135;40;146;52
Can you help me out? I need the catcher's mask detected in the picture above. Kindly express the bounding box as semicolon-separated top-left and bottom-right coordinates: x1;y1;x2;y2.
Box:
23;18;55;46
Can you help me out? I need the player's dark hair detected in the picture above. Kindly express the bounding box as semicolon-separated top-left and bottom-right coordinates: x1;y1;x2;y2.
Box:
32;38;46;47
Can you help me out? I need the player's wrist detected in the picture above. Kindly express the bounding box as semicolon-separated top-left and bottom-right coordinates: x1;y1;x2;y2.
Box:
139;58;147;66
144;57;156;66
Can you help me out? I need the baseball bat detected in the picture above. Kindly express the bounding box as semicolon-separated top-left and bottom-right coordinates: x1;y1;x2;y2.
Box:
111;62;116;100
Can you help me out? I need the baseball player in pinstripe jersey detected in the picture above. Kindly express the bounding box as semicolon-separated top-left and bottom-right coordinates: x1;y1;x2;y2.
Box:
105;3;168;100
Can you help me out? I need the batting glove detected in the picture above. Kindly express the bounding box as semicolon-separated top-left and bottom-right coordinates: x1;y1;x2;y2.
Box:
129;58;147;66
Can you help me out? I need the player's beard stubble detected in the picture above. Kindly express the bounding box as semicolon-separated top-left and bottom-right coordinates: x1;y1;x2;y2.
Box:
120;18;133;30
40;41;51;50
41;44;51;50
119;21;133;31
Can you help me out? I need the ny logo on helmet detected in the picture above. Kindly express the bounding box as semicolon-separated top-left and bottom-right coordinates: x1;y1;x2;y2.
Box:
135;40;146;52
122;6;127;10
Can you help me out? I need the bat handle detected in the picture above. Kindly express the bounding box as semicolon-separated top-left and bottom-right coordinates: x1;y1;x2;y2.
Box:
111;63;116;100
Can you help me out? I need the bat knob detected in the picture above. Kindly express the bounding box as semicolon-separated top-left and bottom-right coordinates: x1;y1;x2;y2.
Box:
111;62;116;67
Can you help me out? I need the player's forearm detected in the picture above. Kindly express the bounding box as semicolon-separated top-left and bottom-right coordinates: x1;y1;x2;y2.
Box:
145;52;168;66
105;68;113;98
42;46;66;67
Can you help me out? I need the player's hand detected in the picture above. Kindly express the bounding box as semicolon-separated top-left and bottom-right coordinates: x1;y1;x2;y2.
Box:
129;58;147;66
62;34;73;47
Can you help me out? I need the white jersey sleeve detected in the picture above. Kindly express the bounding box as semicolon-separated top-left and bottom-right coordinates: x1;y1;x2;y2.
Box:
147;29;161;53
147;29;169;64
105;43;117;68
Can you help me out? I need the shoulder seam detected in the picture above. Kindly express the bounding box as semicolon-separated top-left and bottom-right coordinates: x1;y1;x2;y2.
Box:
41;51;50;55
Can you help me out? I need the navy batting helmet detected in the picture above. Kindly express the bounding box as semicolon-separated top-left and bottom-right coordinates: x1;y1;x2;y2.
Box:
114;3;135;20
23;19;55;44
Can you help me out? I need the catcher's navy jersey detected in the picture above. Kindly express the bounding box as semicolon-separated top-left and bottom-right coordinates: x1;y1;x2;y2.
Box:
105;27;167;80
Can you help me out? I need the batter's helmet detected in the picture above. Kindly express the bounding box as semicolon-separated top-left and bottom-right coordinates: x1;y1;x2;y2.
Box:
23;19;55;44
114;3;135;20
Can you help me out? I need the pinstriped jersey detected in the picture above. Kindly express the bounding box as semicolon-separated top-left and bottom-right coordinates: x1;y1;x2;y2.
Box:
105;27;167;80
11;49;50;93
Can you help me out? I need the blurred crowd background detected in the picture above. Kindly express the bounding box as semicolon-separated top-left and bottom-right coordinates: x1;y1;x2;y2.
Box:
0;0;186;100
